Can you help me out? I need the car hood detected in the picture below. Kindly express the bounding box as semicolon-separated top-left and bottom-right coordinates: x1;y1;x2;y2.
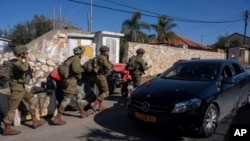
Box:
132;77;217;105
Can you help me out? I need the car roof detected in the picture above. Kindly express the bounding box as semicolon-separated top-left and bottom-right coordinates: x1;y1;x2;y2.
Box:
178;59;240;65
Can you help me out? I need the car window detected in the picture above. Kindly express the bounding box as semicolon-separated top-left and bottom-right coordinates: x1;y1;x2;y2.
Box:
162;62;218;81
231;63;244;75
221;65;232;78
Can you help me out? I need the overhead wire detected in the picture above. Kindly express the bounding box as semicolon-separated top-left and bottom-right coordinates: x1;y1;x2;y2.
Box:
202;21;240;37
67;4;83;17
102;0;244;23
94;0;248;41
68;0;244;24
68;0;248;43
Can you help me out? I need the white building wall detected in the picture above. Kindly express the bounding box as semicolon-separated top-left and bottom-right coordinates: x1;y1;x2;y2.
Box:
103;37;120;63
94;31;124;64
0;38;11;53
68;38;94;57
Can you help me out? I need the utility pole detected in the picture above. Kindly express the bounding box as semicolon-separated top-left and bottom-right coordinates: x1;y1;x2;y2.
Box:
201;35;203;45
88;13;90;32
90;0;92;32
243;10;248;45
53;6;56;30
60;4;62;29
225;42;230;59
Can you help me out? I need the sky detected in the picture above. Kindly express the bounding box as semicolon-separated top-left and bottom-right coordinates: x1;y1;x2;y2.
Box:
0;0;249;46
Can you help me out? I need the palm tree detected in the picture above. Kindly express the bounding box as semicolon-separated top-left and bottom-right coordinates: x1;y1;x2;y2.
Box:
121;11;150;43
151;15;178;44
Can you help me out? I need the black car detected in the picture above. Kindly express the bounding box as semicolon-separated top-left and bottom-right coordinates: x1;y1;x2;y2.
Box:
127;59;250;137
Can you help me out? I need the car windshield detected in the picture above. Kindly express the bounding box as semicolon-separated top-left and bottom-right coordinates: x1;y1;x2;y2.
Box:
161;62;218;81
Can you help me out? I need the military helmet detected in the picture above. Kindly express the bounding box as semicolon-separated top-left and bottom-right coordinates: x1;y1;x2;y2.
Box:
136;48;145;54
14;45;28;55
99;46;109;52
78;46;85;53
73;46;84;54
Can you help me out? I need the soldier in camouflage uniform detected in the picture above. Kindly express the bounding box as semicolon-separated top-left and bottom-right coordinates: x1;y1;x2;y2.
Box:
130;48;151;87
3;45;45;136
91;46;113;111
53;46;89;125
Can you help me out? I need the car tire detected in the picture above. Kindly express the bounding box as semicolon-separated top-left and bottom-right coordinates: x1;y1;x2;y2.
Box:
201;104;219;137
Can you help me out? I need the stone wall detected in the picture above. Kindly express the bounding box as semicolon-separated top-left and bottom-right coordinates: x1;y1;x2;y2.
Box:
0;52;58;91
124;42;226;77
0;43;226;88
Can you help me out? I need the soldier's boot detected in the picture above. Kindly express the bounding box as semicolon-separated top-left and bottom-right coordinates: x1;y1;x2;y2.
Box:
89;103;96;113
79;108;89;118
3;124;21;136
52;113;67;125
91;99;99;112
32;117;46;129
97;100;108;111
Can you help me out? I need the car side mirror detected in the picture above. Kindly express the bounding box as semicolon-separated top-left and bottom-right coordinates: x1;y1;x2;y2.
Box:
157;73;161;77
222;77;235;84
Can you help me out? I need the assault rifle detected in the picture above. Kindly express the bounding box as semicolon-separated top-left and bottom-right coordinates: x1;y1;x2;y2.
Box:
25;66;34;82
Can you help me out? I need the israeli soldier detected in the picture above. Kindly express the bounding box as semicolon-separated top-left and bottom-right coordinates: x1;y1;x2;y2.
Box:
3;45;45;136
130;48;151;87
53;46;89;125
91;46;113;111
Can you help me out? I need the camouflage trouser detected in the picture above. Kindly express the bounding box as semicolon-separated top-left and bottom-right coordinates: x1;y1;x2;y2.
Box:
94;74;109;101
76;79;89;107
131;73;142;87
4;82;36;125
58;77;84;113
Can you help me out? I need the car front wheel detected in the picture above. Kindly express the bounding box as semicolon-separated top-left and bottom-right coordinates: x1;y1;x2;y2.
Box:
201;104;219;137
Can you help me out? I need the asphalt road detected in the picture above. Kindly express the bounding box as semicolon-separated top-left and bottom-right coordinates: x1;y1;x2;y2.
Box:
0;79;250;141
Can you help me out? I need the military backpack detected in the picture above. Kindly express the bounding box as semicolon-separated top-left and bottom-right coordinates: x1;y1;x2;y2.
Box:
83;57;100;74
58;56;75;80
126;56;138;71
0;59;17;88
0;59;17;81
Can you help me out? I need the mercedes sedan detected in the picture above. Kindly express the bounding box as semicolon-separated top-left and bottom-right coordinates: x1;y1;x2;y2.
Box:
127;59;250;137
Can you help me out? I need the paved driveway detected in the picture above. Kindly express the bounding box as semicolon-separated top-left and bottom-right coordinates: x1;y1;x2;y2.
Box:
0;76;249;141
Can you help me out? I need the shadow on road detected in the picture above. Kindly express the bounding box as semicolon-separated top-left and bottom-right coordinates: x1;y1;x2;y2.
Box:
79;91;250;141
223;104;250;141
80;93;187;141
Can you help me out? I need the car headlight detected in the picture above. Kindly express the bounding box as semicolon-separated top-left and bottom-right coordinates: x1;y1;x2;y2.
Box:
172;98;201;113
